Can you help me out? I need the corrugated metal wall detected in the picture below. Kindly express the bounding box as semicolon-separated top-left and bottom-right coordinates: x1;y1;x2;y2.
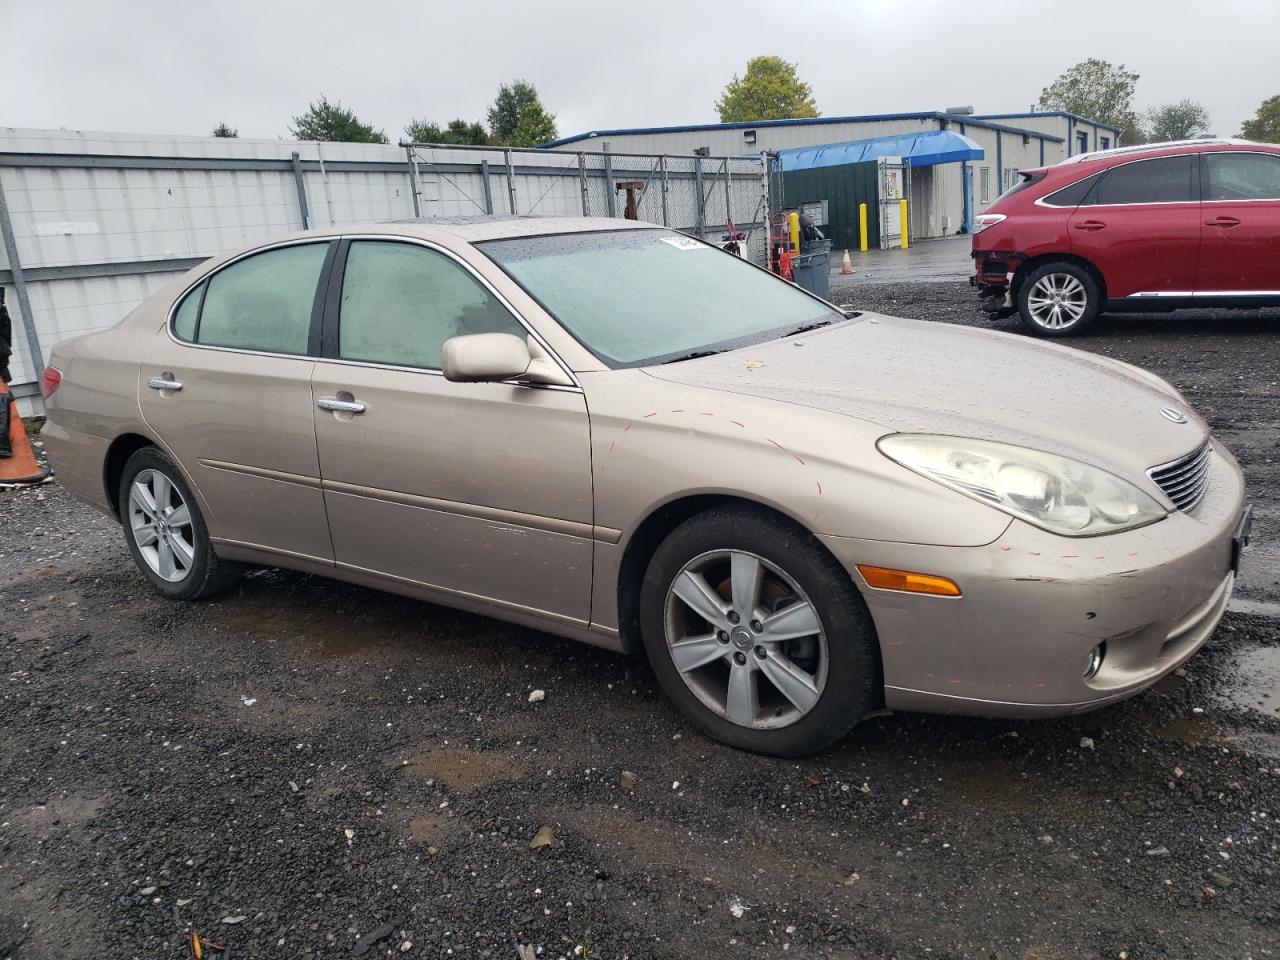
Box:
780;162;879;251
0;128;765;414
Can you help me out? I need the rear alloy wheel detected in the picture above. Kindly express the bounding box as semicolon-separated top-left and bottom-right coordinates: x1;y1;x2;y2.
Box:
1017;262;1100;337
640;508;879;756
119;447;242;600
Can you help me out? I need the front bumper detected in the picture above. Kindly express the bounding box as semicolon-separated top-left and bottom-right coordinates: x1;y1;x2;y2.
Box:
821;441;1248;718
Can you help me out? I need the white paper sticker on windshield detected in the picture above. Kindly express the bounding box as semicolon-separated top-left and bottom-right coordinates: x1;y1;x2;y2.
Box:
658;235;706;251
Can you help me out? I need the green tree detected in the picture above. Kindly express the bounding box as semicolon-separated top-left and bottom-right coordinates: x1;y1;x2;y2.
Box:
404;117;489;145
210;122;238;138
1146;100;1211;141
1240;94;1280;142
289;96;388;144
486;80;558;147
1039;59;1142;144
716;56;818;122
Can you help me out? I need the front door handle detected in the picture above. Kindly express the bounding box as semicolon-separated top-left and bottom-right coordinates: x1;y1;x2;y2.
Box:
317;396;366;415
1205;216;1241;228
1073;220;1107;232
148;375;183;391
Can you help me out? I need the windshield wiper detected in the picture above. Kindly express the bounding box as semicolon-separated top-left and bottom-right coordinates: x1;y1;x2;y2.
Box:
784;320;835;337
661;349;724;364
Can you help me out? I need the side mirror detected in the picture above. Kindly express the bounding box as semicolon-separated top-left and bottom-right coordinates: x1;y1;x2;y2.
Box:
441;333;573;387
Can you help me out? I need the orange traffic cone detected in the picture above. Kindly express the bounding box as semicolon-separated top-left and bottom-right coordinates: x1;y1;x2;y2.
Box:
840;249;854;275
0;393;50;487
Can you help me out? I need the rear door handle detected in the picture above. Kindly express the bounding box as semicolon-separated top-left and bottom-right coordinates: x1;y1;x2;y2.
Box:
317;396;366;415
1073;220;1107;232
148;375;183;391
1205;216;1241;228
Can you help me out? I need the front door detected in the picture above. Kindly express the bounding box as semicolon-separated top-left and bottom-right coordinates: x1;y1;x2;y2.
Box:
310;238;595;625
139;240;336;564
1067;154;1201;298
1197;150;1280;294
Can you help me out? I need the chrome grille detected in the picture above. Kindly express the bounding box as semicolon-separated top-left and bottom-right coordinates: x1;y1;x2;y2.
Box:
1148;441;1212;511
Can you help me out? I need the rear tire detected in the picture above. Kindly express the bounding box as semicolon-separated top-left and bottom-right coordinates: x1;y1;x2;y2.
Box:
1016;262;1101;337
118;447;242;600
639;506;880;757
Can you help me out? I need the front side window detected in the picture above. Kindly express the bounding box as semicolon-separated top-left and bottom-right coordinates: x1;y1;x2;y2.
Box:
193;243;329;353
1089;155;1196;205
337;241;525;369
1205;152;1280;201
480;229;841;366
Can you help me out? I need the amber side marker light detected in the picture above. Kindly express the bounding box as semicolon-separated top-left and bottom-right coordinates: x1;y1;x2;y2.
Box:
856;564;962;597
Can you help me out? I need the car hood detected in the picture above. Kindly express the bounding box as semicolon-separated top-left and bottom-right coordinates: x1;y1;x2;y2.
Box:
643;314;1209;481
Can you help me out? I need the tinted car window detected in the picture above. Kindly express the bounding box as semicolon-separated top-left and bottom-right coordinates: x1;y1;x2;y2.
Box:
197;243;329;354
1089;156;1196;205
171;282;203;341
1205;152;1280;200
338;241;525;369
1041;172;1102;207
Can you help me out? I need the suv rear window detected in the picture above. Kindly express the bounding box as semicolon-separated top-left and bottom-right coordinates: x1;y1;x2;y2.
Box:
1001;171;1045;200
1088;155;1196;205
1041;173;1103;207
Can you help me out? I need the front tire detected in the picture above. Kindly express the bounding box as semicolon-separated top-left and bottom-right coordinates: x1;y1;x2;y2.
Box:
639;507;880;756
118;447;241;600
1016;262;1101;337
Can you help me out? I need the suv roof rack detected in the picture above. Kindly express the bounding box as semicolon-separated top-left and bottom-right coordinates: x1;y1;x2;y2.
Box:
1058;138;1258;165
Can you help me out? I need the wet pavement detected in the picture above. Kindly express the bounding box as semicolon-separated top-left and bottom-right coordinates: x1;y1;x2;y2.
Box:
1;284;1278;958
830;236;973;284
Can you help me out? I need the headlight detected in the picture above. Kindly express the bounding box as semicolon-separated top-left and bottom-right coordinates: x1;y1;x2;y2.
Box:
879;435;1166;537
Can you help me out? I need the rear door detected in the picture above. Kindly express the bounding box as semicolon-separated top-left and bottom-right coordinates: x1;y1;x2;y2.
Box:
1197;150;1280;294
139;240;336;564
310;237;595;624
1067;154;1201;298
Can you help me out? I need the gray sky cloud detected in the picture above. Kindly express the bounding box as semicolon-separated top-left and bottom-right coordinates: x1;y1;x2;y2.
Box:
5;0;1276;142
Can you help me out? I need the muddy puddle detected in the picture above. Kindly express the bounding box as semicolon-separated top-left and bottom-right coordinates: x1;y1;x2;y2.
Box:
1215;644;1280;717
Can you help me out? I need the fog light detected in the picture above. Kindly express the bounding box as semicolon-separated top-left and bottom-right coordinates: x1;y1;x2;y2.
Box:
1083;643;1105;680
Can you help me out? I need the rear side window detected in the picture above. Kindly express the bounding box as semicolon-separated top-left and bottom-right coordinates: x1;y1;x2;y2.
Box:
1205;152;1280;201
192;243;330;354
1089;156;1196;205
172;283;203;341
337;241;525;369
1041;172;1103;207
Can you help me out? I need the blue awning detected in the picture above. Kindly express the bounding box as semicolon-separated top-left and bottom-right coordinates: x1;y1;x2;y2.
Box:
777;130;984;172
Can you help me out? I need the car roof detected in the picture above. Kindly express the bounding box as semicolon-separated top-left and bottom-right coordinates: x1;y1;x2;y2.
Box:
297;215;660;244
1057;138;1272;168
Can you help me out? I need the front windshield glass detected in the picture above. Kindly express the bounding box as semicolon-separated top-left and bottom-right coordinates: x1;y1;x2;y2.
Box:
479;229;841;366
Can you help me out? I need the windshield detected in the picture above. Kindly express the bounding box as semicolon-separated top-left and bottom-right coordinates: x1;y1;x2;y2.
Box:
478;229;842;366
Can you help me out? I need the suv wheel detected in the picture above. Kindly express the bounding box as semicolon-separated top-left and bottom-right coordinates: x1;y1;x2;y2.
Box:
639;507;880;757
1017;262;1101;337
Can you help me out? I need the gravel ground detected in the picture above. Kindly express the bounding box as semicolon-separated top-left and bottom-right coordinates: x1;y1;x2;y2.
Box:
2;281;1279;959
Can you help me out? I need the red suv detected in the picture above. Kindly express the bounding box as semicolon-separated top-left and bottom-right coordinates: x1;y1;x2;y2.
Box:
972;140;1280;336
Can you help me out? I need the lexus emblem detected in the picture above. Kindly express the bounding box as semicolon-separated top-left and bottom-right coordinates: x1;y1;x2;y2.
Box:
1159;406;1188;424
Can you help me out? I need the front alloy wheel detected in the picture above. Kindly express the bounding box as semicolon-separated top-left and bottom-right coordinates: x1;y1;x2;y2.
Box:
665;549;828;730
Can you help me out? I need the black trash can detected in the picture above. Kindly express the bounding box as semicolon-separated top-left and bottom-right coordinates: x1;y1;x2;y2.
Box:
792;238;832;300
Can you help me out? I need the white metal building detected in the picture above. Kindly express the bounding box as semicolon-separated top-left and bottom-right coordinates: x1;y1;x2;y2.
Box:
542;110;1122;239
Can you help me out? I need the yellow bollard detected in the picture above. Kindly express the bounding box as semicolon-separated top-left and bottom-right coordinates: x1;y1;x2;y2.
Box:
858;203;868;252
899;198;909;250
788;211;801;253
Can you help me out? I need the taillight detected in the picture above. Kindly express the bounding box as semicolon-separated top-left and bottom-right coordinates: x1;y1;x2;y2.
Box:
972;213;1007;234
40;365;62;397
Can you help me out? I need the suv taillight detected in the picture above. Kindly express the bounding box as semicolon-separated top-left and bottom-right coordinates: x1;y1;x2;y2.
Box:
972;213;1007;234
40;365;62;397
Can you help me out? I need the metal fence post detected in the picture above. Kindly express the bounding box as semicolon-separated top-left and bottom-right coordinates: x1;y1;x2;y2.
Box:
504;149;517;215
578;154;589;215
694;157;705;236
405;146;422;218
723;159;732;229
290;151;311;229
659;156;669;226
602;144;617;218
480;159;495;214
0;177;44;382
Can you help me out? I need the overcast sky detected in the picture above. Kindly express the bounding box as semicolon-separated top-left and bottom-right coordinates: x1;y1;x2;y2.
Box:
5;0;1276;142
